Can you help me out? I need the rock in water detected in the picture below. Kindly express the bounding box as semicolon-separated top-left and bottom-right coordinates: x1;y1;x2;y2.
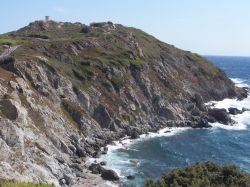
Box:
228;107;243;115
208;108;234;125
101;169;120;181
127;175;135;180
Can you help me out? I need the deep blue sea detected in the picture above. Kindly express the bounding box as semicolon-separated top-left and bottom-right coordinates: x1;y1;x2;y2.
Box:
99;56;250;187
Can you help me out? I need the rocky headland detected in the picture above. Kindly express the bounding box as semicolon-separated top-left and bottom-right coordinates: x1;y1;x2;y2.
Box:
0;19;248;186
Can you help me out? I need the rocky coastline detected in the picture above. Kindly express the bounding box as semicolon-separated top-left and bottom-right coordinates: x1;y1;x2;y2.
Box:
0;20;249;186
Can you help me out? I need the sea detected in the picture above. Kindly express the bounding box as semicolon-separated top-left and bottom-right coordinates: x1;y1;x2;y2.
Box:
96;56;250;187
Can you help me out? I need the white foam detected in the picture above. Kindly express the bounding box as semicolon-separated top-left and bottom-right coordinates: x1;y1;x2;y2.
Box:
208;97;250;111
210;121;247;130
104;181;119;187
207;78;250;130
104;127;190;155
231;78;249;88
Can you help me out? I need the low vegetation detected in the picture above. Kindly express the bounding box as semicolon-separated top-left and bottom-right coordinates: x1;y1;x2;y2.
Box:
0;180;54;187
0;37;20;46
145;162;250;187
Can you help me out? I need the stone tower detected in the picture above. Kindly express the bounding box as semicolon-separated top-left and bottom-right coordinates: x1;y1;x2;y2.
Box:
45;16;50;22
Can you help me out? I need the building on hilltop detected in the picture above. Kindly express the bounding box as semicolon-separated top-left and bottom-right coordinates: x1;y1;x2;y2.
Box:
45;16;50;22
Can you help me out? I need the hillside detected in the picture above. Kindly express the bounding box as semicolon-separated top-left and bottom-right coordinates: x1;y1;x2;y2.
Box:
0;20;248;186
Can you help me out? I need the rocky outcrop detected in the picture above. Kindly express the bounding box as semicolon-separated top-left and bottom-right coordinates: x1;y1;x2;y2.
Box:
101;169;120;181
228;107;243;115
208;108;235;125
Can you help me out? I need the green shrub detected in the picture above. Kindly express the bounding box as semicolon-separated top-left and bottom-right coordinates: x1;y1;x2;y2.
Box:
145;162;250;187
28;34;49;39
111;74;125;92
0;38;19;46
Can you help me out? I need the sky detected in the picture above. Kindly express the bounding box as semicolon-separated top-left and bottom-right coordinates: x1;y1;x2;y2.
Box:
1;0;250;56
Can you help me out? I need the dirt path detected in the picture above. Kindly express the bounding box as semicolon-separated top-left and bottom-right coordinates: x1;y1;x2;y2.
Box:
0;45;20;60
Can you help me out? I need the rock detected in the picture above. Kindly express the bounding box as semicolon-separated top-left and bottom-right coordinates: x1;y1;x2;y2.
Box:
194;118;212;128
130;130;140;139
93;151;101;158
242;107;250;112
130;104;136;111
0;99;18;120
75;171;86;178
129;160;139;166
101;169;120;181
191;107;201;116
194;94;207;111
56;156;65;164
228;107;243;115
70;163;83;172
164;130;171;133
59;178;67;186
88;163;104;174
93;105;112;129
110;121;118;132
208;108;234;125
75;144;86;158
127;175;135;180
100;161;107;166
59;174;72;186
73;87;90;110
81;25;91;33
236;87;249;100
62;99;84;125
104;146;108;152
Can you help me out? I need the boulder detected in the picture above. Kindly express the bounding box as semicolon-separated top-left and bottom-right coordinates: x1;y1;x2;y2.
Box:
194;118;212;128
93;105;112;129
194;94;207;111
228;107;243;115
208;108;234;125
101;169;120;181
100;161;107;166
93;151;101;158
130;130;140;139
242;108;250;112
0;99;18;120
75;144;86;158
88;163;104;174
127;175;135;180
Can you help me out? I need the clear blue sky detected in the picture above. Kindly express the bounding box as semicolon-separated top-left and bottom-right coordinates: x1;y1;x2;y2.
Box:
1;0;250;56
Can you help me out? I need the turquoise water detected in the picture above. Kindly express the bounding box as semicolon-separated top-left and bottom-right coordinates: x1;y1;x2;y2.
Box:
101;56;250;187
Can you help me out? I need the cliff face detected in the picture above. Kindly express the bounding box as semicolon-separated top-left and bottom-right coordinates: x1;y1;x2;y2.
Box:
0;20;246;186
